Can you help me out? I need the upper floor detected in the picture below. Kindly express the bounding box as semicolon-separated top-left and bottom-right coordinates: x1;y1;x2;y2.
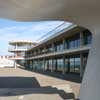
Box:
25;25;92;59
8;40;37;52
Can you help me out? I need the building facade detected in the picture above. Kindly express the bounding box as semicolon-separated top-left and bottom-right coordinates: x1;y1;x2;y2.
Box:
0;55;14;68
25;25;92;78
8;40;36;68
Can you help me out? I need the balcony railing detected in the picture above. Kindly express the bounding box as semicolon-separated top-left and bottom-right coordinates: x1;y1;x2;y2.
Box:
25;45;91;59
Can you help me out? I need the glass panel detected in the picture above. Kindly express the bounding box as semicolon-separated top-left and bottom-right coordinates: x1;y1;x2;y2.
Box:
74;57;80;73
68;34;80;49
65;58;69;72
56;42;64;52
57;59;63;71
49;59;52;70
83;30;92;45
70;58;75;72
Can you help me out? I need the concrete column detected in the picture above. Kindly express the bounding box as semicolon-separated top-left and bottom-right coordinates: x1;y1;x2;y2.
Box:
80;53;84;78
43;58;45;71
14;60;17;69
80;31;100;100
62;56;65;74
55;59;57;71
80;31;84;47
51;59;53;72
32;60;34;70
63;39;66;50
37;59;39;70
67;58;70;73
52;43;55;52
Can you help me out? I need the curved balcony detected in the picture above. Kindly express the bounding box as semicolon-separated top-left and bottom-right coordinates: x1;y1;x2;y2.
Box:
8;56;24;60
8;46;32;52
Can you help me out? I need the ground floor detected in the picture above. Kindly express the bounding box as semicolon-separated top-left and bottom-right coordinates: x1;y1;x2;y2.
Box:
0;68;80;100
25;52;88;78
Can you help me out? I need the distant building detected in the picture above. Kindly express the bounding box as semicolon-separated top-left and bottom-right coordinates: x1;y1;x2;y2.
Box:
8;40;37;68
0;55;14;68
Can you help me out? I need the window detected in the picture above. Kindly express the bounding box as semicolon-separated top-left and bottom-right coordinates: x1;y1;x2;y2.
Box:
69;56;80;73
74;57;80;73
70;58;75;72
68;34;80;49
57;59;63;71
83;30;92;45
56;43;64;52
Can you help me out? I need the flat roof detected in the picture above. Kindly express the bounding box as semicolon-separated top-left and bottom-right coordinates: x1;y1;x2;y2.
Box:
9;40;36;45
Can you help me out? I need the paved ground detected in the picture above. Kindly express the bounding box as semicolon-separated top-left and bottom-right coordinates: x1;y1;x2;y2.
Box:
0;68;80;100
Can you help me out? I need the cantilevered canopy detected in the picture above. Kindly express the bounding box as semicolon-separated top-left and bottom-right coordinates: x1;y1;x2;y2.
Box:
9;40;36;46
0;0;99;27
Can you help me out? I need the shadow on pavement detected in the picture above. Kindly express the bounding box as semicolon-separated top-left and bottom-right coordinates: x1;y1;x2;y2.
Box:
0;77;40;88
21;66;81;83
0;87;75;99
0;76;75;99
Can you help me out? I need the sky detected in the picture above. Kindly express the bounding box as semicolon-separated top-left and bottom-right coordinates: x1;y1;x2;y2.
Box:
0;19;71;55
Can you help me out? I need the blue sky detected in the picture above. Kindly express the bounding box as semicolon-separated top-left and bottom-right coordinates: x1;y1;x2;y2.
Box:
0;19;71;55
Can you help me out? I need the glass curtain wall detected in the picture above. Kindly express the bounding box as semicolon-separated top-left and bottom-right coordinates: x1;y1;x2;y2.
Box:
56;42;64;52
69;56;80;73
74;57;80;73
83;30;92;45
68;34;80;49
57;59;63;72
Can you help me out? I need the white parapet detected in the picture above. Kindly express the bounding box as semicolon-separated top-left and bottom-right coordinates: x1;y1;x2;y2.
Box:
0;56;14;68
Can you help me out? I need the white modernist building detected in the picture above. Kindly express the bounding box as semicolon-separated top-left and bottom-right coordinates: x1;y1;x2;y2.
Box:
0;0;99;100
0;56;14;68
8;40;36;68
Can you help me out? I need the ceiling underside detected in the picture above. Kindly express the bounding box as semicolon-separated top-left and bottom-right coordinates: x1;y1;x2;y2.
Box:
0;0;99;20
0;0;99;30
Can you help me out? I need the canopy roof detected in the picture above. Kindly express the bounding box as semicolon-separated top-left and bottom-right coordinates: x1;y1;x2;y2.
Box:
9;40;36;46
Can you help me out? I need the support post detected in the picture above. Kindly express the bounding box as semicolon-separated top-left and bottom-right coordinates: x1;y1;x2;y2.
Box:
62;56;65;74
51;59;53;72
80;31;100;100
63;39;66;50
55;59;57;72
14;60;17;69
80;31;84;47
43;58;45;71
80;53;84;78
52;43;55;52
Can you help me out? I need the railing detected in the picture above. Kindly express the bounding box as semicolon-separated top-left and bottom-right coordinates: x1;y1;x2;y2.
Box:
8;45;32;51
8;55;24;60
25;45;91;59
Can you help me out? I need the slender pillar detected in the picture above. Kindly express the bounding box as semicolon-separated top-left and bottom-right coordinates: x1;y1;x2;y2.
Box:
80;53;84;78
14;60;17;69
38;59;39;71
80;31;84;47
52;43;55;52
63;39;66;50
51;59;53;72
32;60;34;70
55;59;57;72
52;59;54;72
31;60;33;70
43;58;45;71
62;56;65;74
80;31;100;100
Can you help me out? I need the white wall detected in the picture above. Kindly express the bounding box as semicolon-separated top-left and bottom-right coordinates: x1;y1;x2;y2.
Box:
0;56;14;68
